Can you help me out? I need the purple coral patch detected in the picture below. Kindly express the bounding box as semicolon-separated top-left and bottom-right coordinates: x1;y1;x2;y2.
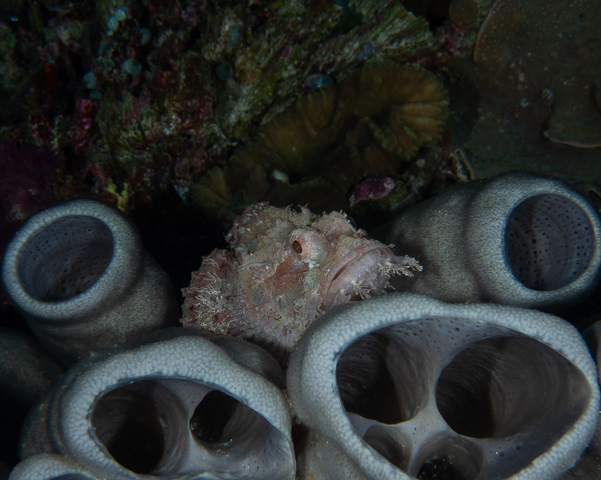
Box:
0;142;57;222
350;177;395;206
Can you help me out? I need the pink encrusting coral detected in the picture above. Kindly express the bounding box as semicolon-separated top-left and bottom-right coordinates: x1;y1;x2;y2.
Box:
181;203;421;364
349;177;396;206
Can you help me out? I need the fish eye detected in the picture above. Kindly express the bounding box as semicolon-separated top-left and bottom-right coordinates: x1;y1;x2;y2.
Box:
292;240;303;254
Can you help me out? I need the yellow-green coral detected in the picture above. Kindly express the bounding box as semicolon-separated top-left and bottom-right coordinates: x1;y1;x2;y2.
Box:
194;66;449;221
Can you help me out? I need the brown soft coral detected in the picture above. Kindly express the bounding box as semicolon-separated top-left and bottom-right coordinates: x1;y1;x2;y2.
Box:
194;66;449;221
474;0;601;148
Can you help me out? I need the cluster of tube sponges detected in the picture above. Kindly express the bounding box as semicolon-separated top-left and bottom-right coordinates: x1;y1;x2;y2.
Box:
2;171;601;479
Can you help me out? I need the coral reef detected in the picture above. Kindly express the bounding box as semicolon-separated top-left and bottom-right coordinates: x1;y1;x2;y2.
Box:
0;9;41;126
448;0;480;28
194;66;449;221
182;202;421;363
347;145;478;230
349;177;396;206
201;0;438;141
0;0;448;217
2;0;601;477
0;141;57;231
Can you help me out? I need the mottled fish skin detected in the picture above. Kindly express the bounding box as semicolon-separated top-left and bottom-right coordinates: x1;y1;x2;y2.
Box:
181;202;421;364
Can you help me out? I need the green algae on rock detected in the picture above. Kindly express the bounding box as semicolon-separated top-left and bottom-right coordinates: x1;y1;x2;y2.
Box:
0;0;446;216
194;66;449;221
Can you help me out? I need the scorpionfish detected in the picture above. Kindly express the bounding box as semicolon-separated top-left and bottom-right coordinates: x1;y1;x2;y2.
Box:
181;202;421;363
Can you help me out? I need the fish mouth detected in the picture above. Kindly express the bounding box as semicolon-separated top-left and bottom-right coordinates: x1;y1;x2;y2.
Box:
322;244;396;311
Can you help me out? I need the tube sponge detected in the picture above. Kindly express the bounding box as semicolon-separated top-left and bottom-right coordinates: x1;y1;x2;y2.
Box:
8;454;99;480
0;328;63;406
287;293;600;480
374;171;601;312
1;199;180;365
15;330;295;480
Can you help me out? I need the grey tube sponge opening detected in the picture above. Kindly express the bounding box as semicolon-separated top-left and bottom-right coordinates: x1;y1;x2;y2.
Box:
287;293;600;480
467;172;601;310
505;194;596;291
2;200;141;318
16;216;115;302
15;333;295;480
1;199;180;364
376;171;601;312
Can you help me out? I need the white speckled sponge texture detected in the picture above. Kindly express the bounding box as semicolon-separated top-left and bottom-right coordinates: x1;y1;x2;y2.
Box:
9;453;100;480
1;199;180;364
13;332;295;480
378;172;601;313
287;293;600;480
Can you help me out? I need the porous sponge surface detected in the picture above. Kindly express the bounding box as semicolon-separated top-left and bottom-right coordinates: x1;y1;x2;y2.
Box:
287;293;600;480
58;335;295;480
